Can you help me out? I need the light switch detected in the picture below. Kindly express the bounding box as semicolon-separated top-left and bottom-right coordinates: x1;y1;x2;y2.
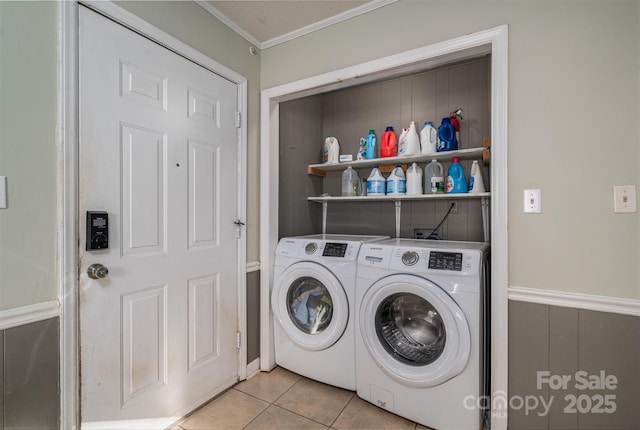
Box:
524;189;541;213
613;185;637;213
0;176;6;209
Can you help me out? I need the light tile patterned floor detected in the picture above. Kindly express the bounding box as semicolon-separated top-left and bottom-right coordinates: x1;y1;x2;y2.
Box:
175;367;434;430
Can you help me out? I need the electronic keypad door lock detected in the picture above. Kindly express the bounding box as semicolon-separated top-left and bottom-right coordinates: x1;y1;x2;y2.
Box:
87;263;109;280
86;211;109;250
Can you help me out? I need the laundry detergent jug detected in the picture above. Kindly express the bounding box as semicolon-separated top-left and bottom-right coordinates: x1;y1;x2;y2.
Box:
381;126;398;158
323;136;340;163
446;157;468;193
386;165;406;195
420;121;437;155
424;160;444;194
406;162;423;195
365;129;377;159
367;165;386;196
437;117;458;152
342;166;363;196
468;160;486;193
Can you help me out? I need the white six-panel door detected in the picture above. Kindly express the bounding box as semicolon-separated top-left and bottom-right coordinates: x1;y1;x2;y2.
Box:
79;7;240;429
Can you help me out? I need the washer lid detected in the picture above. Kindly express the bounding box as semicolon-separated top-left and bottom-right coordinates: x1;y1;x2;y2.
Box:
359;274;471;387
272;261;349;351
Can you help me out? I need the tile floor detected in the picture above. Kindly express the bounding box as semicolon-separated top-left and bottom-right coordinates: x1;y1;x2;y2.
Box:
175;367;433;430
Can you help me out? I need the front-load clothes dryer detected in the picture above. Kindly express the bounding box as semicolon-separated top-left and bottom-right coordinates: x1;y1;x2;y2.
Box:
355;238;490;430
272;234;388;390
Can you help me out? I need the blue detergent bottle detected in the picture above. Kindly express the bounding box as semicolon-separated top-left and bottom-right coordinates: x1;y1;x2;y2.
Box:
365;129;377;159
446;157;468;193
437;117;458;151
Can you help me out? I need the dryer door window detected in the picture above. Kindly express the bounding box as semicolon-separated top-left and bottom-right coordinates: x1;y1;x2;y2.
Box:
287;276;333;335
359;274;472;387
272;262;349;351
375;293;446;366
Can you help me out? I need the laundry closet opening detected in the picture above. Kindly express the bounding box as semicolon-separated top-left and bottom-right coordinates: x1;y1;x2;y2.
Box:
261;28;508;428
278;56;491;241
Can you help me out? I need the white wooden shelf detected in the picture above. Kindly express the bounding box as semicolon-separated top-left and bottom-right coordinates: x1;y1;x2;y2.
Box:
308;147;486;176
308;192;490;203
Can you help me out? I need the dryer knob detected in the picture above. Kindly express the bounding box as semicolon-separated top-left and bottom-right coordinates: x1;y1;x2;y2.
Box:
305;242;318;255
401;251;419;266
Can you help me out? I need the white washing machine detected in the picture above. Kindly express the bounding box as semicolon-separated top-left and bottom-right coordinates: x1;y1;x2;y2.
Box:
272;234;388;390
355;238;490;430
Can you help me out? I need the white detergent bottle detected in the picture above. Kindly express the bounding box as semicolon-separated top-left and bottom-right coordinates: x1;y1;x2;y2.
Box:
420;121;437;155
424;160;444;194
406;162;423;195
397;128;409;155
403;121;421;156
468;160;486;193
324;136;340;164
386;165;406;195
367;165;386;196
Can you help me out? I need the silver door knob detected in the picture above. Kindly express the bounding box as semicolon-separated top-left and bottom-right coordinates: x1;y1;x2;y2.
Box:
87;263;109;279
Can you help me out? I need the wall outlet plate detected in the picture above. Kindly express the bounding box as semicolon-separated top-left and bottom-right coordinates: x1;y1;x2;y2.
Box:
613;185;637;213
524;189;541;213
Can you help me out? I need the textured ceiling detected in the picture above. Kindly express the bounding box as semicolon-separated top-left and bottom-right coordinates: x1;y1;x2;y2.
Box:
203;1;380;48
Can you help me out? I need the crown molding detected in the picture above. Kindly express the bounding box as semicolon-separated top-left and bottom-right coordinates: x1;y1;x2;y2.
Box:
196;0;398;50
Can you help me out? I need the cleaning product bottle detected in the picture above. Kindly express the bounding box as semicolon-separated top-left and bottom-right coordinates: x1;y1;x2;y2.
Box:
381;126;397;158
323;136;340;163
401;121;421;156
450;109;463;145
365;129;377;159
446;157;468;193
406;162;423;195
386;165;406;195
437;117;458;152
424;160;444;194
468;160;486;193
420;121;437;155
397;128;409;155
367;165;386;196
341;166;362;196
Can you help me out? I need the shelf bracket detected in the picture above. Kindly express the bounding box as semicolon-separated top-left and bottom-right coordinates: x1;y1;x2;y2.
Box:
481;196;490;242
395;200;402;238
322;201;328;235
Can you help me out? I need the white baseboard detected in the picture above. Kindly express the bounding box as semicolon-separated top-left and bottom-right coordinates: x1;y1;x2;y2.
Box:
508;286;640;317
0;300;61;331
246;358;261;379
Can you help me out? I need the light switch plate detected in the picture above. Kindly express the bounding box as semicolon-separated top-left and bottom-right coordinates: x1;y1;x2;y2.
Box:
524;189;541;213
0;176;6;209
613;185;637;213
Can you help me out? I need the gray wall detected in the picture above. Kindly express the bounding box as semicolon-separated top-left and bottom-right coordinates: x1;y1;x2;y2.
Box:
262;0;640;301
509;301;640;429
279;58;489;241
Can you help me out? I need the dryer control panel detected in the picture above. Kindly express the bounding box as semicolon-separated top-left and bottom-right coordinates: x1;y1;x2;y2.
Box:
428;251;463;271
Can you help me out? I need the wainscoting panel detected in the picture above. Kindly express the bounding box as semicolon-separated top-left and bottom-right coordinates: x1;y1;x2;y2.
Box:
508;301;640;430
2;317;59;429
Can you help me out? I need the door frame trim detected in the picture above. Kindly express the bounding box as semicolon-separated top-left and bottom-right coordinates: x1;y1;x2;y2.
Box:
260;25;508;430
60;2;248;428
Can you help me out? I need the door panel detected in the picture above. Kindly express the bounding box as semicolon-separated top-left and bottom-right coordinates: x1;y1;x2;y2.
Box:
79;6;240;428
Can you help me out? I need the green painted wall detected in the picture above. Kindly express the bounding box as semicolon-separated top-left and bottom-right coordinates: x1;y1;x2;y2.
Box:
261;0;640;300
0;1;59;310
